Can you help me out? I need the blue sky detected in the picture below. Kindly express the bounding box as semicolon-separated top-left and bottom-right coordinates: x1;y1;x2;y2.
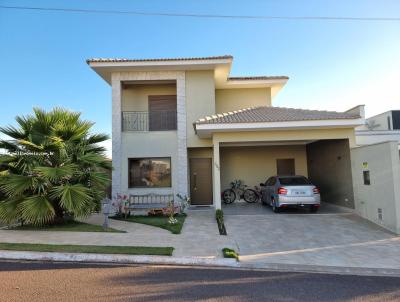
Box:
1;0;400;155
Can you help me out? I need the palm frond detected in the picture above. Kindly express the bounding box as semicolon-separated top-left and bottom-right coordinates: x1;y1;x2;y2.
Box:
49;184;93;217
0;126;25;140
86;133;110;145
0;140;21;153
0;174;34;197
18;195;55;225
35;164;77;183
0;197;23;224
77;153;112;170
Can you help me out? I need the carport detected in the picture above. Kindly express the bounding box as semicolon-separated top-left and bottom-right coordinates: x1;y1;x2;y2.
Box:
218;138;355;212
194;106;365;210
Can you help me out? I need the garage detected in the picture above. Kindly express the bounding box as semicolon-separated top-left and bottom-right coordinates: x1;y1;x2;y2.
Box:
218;138;355;214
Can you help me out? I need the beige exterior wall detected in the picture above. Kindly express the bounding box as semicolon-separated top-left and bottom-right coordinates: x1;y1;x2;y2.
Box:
121;132;178;195
351;141;400;234
121;84;177;111
307;139;355;208
213;128;357;147
215;88;271;113
188;147;213;158
220;145;308;190
185;70;214;147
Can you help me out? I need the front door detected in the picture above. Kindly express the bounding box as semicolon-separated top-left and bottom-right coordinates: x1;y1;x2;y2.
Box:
190;158;213;205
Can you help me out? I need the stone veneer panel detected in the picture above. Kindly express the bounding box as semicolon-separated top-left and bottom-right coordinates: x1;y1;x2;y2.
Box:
111;71;188;198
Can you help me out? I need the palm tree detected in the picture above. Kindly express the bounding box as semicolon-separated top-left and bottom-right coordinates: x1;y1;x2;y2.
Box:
0;108;111;225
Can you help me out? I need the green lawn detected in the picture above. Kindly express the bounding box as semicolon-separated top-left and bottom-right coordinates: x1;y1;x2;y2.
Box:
9;220;125;233
0;242;173;256
110;214;186;234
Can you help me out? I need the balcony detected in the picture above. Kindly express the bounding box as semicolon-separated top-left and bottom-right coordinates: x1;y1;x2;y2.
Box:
122;111;177;131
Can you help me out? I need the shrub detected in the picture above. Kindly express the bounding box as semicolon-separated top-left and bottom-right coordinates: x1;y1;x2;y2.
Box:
222;247;239;261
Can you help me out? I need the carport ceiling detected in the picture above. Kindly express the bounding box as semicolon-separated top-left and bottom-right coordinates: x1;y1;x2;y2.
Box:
220;140;317;147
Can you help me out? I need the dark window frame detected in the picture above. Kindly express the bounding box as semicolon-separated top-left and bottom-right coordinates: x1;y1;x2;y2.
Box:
128;157;172;188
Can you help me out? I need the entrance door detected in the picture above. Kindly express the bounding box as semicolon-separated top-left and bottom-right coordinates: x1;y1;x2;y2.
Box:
190;158;213;205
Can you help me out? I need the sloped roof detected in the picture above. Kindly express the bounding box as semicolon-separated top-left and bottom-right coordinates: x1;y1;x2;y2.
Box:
195;106;361;125
86;55;233;64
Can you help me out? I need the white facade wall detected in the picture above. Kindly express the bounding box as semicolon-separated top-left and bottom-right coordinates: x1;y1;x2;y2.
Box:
111;71;188;199
351;141;400;234
355;130;400;148
364;111;393;130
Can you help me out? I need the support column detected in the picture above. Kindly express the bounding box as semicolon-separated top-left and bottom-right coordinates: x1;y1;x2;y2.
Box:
176;73;188;197
213;141;221;209
111;73;122;198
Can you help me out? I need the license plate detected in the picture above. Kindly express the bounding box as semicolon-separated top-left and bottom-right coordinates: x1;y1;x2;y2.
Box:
293;190;306;195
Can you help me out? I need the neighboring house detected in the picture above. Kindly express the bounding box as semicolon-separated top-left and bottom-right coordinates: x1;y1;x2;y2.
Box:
87;55;364;210
355;110;400;148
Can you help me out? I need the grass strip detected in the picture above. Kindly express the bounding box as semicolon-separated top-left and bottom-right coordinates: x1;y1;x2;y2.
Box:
9;220;125;233
0;242;174;256
222;247;239;261
111;214;186;234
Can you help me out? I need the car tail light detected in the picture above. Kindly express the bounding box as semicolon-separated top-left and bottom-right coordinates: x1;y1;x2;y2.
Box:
277;187;287;195
313;187;320;194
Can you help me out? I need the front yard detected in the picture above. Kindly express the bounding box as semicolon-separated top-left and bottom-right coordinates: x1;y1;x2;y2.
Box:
110;214;186;234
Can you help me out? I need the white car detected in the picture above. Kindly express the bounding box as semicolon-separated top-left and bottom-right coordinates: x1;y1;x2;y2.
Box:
260;175;321;213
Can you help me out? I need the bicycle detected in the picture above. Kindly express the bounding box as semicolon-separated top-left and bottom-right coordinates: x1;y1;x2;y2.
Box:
222;180;259;204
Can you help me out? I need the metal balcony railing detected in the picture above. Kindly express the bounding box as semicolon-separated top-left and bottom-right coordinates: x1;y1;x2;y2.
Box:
122;111;177;131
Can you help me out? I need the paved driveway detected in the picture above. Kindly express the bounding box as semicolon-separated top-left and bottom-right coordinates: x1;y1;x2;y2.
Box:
224;202;400;270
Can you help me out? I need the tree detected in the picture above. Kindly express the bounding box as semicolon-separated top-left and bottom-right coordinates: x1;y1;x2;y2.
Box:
0;108;111;225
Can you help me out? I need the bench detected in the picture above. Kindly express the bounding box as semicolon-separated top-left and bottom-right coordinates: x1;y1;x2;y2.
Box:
127;193;174;213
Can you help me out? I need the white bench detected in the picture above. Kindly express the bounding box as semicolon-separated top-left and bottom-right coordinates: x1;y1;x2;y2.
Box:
127;193;174;212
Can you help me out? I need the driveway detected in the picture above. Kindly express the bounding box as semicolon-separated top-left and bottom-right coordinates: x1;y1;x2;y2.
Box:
224;202;400;270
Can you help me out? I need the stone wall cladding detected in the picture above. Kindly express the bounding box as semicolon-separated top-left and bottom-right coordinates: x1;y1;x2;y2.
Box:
111;71;188;198
111;73;122;197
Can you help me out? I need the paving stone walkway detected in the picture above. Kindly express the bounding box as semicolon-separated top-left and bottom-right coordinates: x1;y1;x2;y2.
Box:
224;203;400;270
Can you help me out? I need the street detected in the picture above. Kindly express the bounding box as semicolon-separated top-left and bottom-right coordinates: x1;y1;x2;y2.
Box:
0;261;399;301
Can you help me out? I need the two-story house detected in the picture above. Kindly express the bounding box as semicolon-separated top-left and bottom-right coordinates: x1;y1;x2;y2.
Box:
87;55;364;210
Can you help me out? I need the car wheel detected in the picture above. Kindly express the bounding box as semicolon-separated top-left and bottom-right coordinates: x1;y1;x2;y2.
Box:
222;189;236;204
272;199;280;213
310;206;319;213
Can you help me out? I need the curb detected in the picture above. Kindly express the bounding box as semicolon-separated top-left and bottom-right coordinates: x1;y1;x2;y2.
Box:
0;250;239;268
239;262;400;277
1;250;400;277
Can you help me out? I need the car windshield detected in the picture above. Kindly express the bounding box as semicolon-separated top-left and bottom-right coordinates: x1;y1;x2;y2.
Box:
278;177;312;186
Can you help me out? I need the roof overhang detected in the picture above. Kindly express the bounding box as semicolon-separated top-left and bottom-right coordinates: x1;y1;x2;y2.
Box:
87;56;288;93
195;118;365;138
87;57;233;84
216;77;288;94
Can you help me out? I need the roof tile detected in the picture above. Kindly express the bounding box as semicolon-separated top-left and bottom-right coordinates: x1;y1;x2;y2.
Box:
86;55;233;64
196;106;361;125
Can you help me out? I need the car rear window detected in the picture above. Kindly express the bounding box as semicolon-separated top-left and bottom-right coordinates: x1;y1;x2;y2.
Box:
279;177;311;185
